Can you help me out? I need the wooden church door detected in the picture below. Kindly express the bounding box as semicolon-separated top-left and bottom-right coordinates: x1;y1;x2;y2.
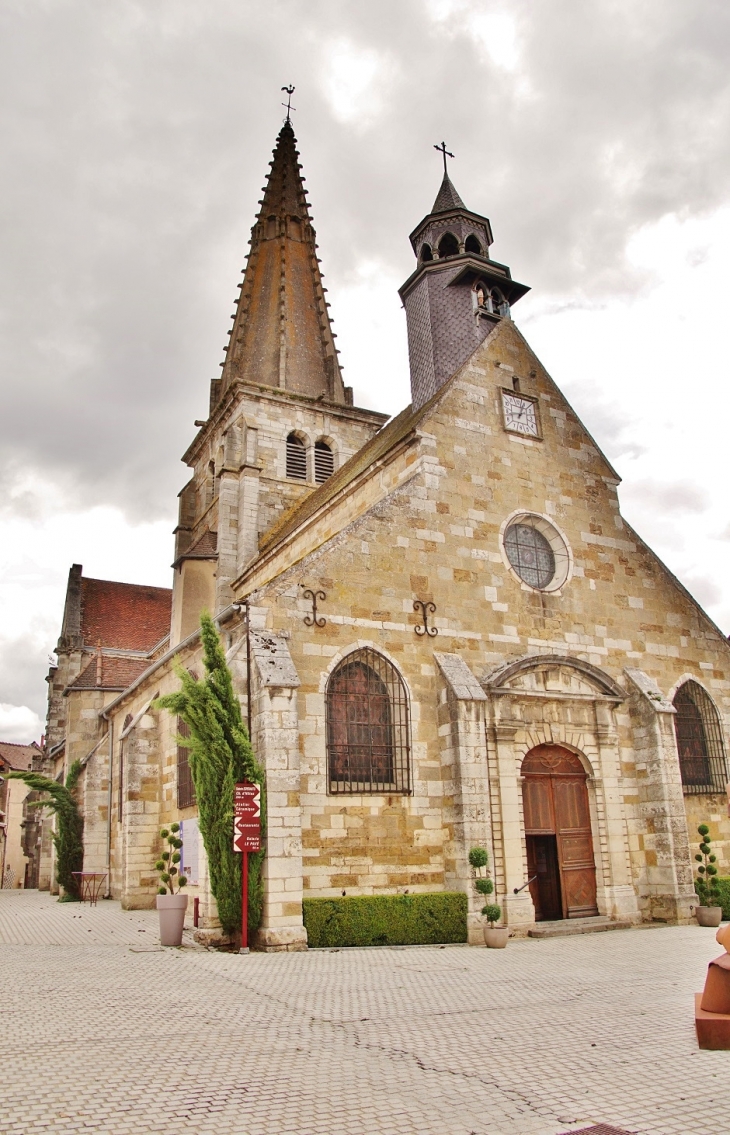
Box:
522;745;598;921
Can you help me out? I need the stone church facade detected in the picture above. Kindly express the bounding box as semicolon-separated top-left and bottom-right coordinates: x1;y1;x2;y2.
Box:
45;120;730;948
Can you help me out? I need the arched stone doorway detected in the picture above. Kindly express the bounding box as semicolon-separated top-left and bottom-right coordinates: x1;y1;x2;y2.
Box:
521;745;599;921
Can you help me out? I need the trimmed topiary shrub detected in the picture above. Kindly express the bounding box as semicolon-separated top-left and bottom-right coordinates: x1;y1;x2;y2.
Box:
303;892;468;949
713;876;730;919
695;823;721;908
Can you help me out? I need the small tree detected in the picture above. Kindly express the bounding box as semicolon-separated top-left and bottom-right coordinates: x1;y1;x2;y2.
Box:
468;846;494;903
6;760;84;900
482;903;502;927
155;613;265;939
156;822;188;895
695;823;721;908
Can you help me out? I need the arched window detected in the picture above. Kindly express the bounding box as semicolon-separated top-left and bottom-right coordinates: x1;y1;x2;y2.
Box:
465;233;482;255
314;440;334;484
437;232;459;258
420;243;433;262
177;717;195;809
286;433;307;480
673;681;728;793
266;215;278;239
288;215;302;240
475;281;487;308
326;648;411;795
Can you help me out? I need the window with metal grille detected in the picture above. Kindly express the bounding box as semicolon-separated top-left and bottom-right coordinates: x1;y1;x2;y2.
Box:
286;433;307;480
177;717;196;809
673;681;728;793
504;523;555;589
326;648;411;795
314;441;334;484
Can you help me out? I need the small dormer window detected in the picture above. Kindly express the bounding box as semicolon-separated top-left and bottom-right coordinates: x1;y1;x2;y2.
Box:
286;433;307;480
314;440;334;484
465;233;482;255
437;232;459;258
420;243;433;262
266;215;278;239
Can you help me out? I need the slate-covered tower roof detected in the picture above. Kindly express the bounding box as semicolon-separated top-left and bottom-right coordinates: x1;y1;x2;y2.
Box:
399;170;530;410
215;121;347;407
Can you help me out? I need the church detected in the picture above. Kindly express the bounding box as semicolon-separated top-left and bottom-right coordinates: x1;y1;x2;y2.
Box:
44;115;730;948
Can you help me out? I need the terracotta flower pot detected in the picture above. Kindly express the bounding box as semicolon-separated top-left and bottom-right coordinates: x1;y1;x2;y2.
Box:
483;926;509;949
696;905;723;927
156;893;189;946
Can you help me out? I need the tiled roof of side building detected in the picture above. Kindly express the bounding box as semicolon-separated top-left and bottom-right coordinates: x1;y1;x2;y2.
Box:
185;530;218;558
68;655;151;692
80;578;172;651
258;385;446;558
0;741;41;770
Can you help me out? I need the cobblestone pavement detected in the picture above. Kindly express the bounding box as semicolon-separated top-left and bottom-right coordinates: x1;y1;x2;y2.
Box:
1;891;728;1135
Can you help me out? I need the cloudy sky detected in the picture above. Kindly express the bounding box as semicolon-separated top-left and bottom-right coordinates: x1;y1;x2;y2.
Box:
2;0;730;741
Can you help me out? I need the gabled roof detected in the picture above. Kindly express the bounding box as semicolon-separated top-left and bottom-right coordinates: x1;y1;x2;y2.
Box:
80;577;172;652
68;654;151;692
0;741;41;770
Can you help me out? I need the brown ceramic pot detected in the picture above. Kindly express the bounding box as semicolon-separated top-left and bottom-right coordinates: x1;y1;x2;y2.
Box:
483;926;509;948
157;893;189;946
696;905;723;927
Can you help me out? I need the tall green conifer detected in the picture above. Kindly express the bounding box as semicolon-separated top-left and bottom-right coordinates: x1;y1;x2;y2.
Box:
155;613;265;937
6;760;84;899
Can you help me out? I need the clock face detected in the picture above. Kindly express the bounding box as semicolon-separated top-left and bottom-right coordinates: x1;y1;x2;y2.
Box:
501;391;540;437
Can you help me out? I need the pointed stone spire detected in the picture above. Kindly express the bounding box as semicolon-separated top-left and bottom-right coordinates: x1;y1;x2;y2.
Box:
431;172;465;213
216;122;346;405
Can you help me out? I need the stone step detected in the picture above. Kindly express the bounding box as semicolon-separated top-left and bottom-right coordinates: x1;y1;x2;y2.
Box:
528;916;633;939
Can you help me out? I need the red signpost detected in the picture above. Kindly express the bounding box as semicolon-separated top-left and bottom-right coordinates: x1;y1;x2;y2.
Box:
234;781;261;952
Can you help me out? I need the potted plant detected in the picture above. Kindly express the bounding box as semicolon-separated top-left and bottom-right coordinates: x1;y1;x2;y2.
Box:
694;823;723;927
468;846;508;948
155;822;189;946
482;903;509;949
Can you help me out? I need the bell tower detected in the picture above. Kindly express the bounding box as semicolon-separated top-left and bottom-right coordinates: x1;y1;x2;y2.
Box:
399;152;530;410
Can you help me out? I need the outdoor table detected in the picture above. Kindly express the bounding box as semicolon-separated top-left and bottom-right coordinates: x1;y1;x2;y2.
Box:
71;871;108;906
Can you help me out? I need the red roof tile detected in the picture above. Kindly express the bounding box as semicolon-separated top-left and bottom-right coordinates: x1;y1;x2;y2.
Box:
68;655;151;691
80;578;171;652
0;741;41;770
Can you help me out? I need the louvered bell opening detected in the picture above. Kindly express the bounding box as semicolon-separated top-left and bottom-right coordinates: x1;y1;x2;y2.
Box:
286;434;307;480
326;648;411;796
314;441;334;484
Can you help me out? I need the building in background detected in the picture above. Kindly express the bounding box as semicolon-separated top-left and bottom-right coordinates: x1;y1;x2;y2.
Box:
0;741;43;889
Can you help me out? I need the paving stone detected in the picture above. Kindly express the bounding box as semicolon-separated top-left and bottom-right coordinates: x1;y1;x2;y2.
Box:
1;890;728;1134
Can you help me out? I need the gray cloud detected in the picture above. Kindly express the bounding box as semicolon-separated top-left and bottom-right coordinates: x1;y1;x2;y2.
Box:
3;1;730;523
620;479;711;514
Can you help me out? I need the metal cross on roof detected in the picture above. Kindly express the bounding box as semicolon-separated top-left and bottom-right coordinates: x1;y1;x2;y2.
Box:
281;85;296;122
434;140;454;174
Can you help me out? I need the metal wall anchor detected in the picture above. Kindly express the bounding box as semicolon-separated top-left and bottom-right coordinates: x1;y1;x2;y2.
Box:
413;599;437;637
303;588;326;627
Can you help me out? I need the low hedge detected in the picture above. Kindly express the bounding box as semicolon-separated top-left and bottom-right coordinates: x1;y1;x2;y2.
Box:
303;892;468;949
712;876;730;919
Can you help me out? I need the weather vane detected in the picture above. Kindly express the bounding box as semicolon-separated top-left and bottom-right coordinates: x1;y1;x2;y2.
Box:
434;140;454;175
282;85;296;122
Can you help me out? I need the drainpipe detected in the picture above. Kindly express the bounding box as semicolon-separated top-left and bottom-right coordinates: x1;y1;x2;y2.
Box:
100;712;114;898
232;601;252;739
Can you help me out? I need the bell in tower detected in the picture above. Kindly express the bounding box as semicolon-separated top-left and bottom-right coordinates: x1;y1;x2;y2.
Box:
399;145;530;410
